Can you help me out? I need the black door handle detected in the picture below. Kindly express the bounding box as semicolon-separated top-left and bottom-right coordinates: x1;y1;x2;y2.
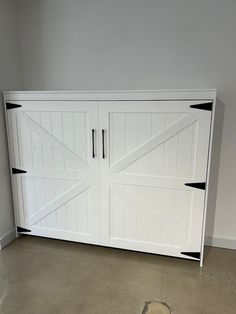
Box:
102;129;105;159
92;129;95;158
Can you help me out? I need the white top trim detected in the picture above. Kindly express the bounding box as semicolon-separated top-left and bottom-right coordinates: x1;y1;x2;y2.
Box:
3;89;216;101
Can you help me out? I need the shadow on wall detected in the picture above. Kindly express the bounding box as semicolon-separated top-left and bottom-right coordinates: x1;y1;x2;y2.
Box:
205;98;225;244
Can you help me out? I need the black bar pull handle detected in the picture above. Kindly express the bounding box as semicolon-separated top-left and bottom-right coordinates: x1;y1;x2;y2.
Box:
92;129;95;158
102;129;105;159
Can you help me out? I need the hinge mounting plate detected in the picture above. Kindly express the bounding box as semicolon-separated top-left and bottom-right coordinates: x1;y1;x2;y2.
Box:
190;102;213;111
12;168;27;174
185;182;206;190
6;102;22;110
181;252;200;260
17;226;31;233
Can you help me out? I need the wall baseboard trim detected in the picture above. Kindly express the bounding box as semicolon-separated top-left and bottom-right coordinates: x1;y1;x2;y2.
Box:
0;228;16;249
205;236;236;250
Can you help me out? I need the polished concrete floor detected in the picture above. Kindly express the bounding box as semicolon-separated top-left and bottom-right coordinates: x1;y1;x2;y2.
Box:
0;236;235;314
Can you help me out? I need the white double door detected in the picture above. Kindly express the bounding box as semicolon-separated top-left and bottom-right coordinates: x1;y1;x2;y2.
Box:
7;100;211;259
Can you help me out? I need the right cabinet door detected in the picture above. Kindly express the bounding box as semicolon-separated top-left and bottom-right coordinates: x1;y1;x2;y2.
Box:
99;100;212;260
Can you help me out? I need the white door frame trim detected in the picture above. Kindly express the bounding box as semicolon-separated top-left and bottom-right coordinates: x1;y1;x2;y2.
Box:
4;89;216;101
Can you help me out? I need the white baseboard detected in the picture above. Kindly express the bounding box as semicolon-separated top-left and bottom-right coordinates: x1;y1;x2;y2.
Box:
205;236;236;250
0;228;16;249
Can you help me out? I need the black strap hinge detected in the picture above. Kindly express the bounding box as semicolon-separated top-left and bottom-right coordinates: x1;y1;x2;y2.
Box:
190;102;213;111
6;102;22;110
17;226;31;233
12;168;27;174
181;252;200;260
185;182;206;190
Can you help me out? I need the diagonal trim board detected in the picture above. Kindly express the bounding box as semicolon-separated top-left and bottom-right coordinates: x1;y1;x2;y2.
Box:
27;182;89;226
113;185;189;246
110;113;199;174
20;111;87;170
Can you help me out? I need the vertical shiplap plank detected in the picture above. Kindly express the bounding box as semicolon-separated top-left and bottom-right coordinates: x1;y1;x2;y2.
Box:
56;205;66;230
136;185;149;241
52;112;65;169
177;124;194;178
76;193;82;233
86;188;91;234
20;122;33;168
136;113;152;174
170;189;176;247
42;178;57;228
40;111;52;133
125;113;138;152
157;188;174;245
110;113;125;164
74;112;87;163
110;190;114;237
63;112;75;151
111;187;124;238
174;190;191;246
150;113;166;176
39;111;53;228
67;197;77;232
63;112;75;170
190;121;198;178
51;112;66;229
124;185;137;240
77;189;89;233
109;113;114;166
122;113;138;173
41;112;54;168
149;187;161;243
28;112;45;226
29;112;43;168
22;177;36;217
41;178;51;229
59;179;76;231
163;113;179;177
33;178;45;211
71;189;79;233
65;180;77;231
136;214;148;242
52;112;63;142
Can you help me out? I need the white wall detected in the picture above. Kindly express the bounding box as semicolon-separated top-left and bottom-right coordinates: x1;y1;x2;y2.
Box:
0;0;23;245
15;0;236;247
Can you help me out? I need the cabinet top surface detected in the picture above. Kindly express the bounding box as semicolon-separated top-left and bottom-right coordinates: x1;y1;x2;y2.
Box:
3;89;216;101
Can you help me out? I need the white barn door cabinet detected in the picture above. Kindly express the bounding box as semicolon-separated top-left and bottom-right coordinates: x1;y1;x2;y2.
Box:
4;90;216;265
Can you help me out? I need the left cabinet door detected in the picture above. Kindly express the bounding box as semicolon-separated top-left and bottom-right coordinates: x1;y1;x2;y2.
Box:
6;101;100;244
